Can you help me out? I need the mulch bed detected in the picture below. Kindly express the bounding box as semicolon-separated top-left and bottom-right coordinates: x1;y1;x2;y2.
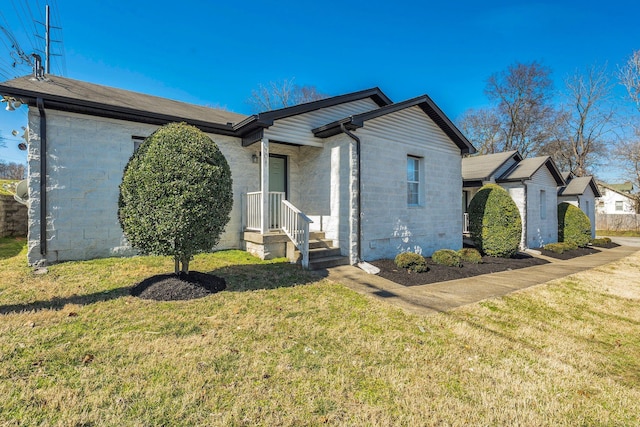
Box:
535;246;600;260
130;271;226;301
371;253;548;287
591;242;620;249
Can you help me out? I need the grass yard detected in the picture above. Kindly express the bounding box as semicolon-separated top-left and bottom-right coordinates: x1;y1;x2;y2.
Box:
0;179;18;196
1;237;639;426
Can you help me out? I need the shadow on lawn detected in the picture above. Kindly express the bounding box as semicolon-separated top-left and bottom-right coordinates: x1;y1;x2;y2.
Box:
211;262;323;292
0;263;323;313
0;237;26;260
0;287;131;315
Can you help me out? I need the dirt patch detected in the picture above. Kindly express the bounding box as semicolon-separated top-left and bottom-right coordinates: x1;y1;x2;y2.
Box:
371;254;548;287
536;247;600;260
130;271;226;301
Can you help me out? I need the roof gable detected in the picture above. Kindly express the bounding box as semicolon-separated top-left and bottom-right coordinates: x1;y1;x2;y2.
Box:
497;156;565;186
312;94;476;154
598;182;636;199
462;151;521;181
558;175;601;197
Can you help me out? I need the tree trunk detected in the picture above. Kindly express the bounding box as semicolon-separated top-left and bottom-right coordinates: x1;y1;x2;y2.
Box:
174;257;180;275
181;258;190;275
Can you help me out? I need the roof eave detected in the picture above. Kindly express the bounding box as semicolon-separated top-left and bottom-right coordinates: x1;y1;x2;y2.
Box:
0;83;237;135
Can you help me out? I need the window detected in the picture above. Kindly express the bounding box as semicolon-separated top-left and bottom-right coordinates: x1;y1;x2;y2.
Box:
615;201;623;211
407;156;420;206
540;190;546;219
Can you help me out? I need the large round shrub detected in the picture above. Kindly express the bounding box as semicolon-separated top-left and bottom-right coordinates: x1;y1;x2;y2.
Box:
468;184;522;258
119;122;233;274
558;202;591;247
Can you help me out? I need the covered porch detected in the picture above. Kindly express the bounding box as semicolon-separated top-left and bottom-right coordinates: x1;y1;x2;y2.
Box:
240;135;347;269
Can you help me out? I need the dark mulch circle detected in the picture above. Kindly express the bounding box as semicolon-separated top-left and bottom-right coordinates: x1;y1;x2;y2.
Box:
535;246;600;260
371;253;548;287
130;271;226;301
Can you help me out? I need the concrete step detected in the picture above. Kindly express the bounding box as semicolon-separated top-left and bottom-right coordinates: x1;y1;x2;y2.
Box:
309;255;350;270
309;239;333;250
309;231;325;240
309;247;342;259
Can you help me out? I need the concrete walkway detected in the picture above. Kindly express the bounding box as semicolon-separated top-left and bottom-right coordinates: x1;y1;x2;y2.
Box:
326;245;639;316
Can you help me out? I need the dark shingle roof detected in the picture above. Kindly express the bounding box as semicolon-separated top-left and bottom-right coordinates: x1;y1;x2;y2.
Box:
497;156;565;186
462;151;521;181
558;175;601;197
0;75;247;134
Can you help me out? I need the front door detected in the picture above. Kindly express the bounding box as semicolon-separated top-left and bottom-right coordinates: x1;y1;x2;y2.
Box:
269;154;287;197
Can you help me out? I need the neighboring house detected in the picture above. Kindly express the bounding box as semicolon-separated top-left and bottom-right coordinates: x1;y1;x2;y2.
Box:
462;151;565;249
557;172;601;238
596;182;637;214
0;74;475;268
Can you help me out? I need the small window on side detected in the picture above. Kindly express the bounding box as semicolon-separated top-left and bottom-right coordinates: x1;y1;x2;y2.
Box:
407;156;421;206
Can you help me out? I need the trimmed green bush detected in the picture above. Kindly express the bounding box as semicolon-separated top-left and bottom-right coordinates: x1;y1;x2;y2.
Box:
457;248;482;264
468;184;522;258
590;237;611;247
558;202;591;247
119;122;233;274
394;252;428;273
432;249;462;267
543;241;578;254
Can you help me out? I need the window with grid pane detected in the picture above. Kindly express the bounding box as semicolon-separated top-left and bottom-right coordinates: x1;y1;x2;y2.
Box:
407;156;420;206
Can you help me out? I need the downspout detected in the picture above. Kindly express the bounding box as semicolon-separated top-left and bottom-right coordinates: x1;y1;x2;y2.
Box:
37;97;47;257
340;123;362;263
522;180;528;249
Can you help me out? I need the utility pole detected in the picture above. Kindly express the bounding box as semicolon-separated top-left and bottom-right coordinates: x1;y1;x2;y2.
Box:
36;4;62;76
45;5;50;75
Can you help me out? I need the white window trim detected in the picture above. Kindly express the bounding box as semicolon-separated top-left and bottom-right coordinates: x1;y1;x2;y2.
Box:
407;155;421;207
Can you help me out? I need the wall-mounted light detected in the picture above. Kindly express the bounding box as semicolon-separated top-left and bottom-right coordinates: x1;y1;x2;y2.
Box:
1;96;23;111
251;153;259;164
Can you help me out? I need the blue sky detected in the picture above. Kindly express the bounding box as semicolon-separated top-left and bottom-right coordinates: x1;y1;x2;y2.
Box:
1;0;639;180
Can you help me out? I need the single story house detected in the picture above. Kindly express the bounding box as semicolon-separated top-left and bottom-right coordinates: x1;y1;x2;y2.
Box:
558;172;601;238
462;151;565;249
596;182;637;214
0;73;475;268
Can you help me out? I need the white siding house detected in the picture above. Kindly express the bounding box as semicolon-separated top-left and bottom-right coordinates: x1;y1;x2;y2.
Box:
0;75;475;268
596;183;636;214
462;152;565;249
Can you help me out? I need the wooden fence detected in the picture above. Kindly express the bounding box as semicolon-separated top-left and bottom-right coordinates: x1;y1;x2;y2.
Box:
596;213;640;232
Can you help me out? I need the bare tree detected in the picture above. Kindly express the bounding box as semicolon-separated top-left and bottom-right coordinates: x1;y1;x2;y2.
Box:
619;49;640;112
541;65;615;176
247;78;328;112
614;50;640;209
0;161;26;179
457;107;502;154
485;61;559;157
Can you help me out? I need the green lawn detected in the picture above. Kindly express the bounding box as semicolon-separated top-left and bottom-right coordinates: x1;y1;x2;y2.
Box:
1;237;639;426
0;179;18;196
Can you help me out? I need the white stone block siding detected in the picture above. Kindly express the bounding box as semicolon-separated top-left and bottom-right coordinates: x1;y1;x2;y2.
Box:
501;167;559;249
357;106;463;260
27;108;256;265
298;136;353;255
